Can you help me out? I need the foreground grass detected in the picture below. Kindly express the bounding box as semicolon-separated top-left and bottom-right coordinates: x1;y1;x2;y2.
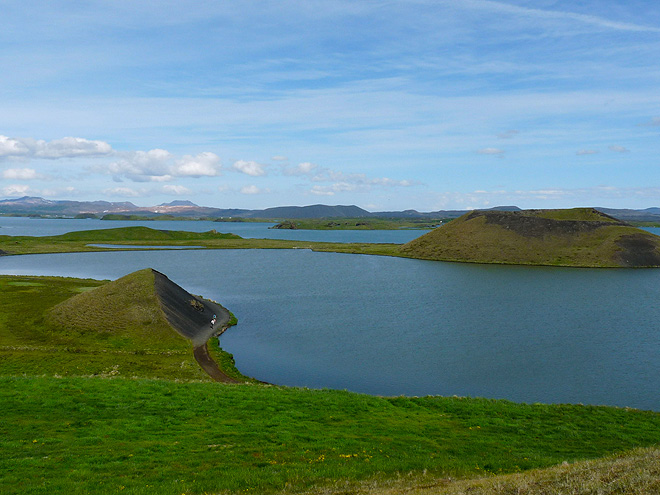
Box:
330;447;660;495
3;376;660;495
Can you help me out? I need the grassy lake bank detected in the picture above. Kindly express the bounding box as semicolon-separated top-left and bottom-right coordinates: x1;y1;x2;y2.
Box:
1;273;660;493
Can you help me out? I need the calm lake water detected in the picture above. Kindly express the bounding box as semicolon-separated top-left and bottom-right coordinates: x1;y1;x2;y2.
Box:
1;246;660;411
0;216;428;244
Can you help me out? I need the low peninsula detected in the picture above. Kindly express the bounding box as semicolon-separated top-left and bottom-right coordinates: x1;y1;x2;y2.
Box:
48;268;248;383
400;207;660;267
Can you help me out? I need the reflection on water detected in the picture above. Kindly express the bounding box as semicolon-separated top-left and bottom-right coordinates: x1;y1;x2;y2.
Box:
87;244;204;250
1;248;659;411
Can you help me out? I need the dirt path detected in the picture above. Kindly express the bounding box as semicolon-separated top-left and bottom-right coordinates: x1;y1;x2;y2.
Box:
193;340;239;383
152;269;241;382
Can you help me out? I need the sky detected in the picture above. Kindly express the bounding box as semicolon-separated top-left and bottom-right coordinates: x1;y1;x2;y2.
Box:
1;0;659;212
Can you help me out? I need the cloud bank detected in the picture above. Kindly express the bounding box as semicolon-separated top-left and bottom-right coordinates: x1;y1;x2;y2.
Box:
0;135;112;159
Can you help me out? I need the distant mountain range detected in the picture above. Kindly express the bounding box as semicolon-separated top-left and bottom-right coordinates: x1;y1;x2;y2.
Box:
1;196;660;223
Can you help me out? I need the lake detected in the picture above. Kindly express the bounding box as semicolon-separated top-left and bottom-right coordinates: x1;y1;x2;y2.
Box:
1;246;660;411
0;216;428;244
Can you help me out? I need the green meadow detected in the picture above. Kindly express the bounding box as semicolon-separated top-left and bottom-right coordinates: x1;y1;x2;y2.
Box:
5;376;660;495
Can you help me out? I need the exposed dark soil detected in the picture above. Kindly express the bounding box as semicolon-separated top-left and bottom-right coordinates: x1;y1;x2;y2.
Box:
153;269;229;345
465;210;626;238
152;269;238;382
615;234;660;267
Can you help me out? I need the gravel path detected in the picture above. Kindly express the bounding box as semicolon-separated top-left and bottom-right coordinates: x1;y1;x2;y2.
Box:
152;269;239;382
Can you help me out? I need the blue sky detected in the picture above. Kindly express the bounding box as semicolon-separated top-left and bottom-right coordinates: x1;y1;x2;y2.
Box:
1;0;659;211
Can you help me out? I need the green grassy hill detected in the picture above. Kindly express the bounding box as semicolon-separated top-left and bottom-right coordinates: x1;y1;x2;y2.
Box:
0;271;240;381
48;268;179;347
56;225;241;242
400;208;660;267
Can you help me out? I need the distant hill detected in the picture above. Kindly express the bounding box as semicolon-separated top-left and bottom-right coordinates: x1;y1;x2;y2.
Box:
596;207;660;223
400;208;660;267
0;196;139;215
2;196;660;222
159;200;199;207
253;204;371;219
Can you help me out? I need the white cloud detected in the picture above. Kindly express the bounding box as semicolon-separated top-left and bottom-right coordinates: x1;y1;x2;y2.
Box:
0;136;30;157
109;149;220;181
33;137;113;158
0;135;113;159
2;168;42;179
174;152;221;177
103;187;142;197
41;186;76;197
240;185;268;195
232;160;267;177
309;167;417;189
109;149;172;181
162;185;192;195
310;186;335;196
370;177;414;187
282;161;318;176
576;149;599;155
282;161;416;191
2;184;30;196
609;145;630;153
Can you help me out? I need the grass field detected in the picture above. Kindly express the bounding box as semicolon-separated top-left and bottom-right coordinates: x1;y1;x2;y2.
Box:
2;273;660;494
4;376;660;495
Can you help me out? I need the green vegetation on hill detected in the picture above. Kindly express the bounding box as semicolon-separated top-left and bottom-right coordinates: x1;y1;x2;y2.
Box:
57;225;240;242
400;208;660;267
0;273;237;381
48;268;178;347
270;217;445;230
